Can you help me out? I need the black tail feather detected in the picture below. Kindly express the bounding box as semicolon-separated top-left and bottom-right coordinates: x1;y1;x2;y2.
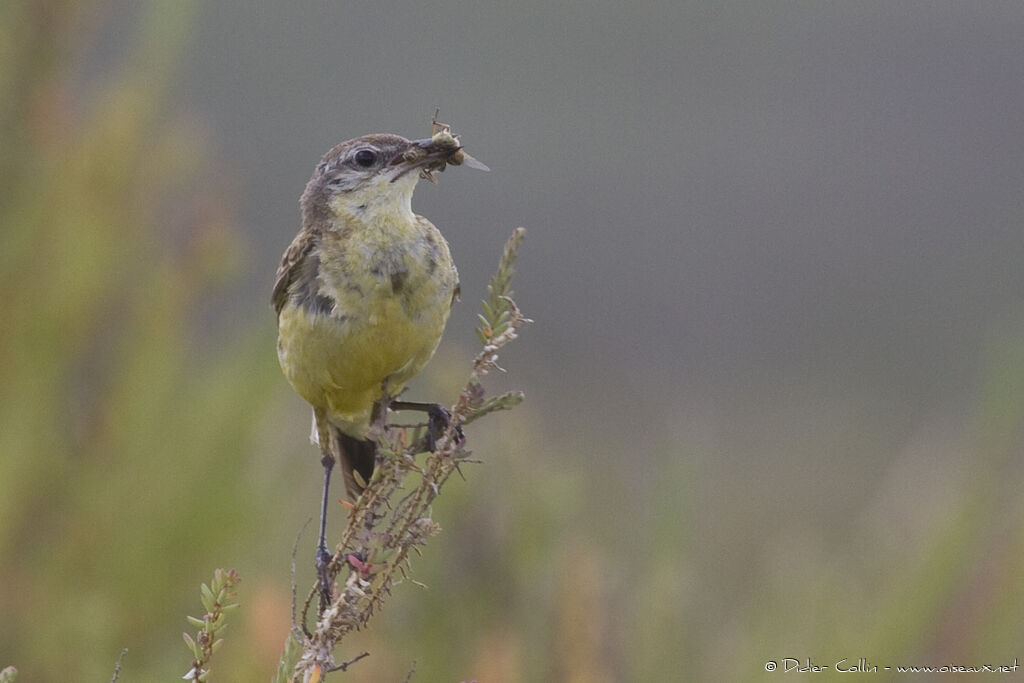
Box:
333;428;377;500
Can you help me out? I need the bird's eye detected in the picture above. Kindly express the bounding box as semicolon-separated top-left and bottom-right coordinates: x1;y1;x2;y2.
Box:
353;149;377;168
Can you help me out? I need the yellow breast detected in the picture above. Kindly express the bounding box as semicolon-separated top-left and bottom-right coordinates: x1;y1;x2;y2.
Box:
276;209;457;437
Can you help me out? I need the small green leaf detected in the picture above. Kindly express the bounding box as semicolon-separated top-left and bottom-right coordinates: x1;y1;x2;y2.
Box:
352;468;367;488
200;583;215;611
183;632;200;659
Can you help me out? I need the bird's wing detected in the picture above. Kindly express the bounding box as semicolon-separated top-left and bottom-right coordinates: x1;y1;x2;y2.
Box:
272;229;319;315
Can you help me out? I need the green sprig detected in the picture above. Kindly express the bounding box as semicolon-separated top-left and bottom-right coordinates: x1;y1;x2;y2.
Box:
182;568;240;682
476;227;527;344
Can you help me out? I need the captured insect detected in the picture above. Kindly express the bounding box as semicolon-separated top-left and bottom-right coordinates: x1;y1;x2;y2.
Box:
408;112;490;183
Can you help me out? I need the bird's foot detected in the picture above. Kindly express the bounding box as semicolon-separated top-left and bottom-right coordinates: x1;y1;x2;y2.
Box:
315;543;334;612
389;400;464;451
424;403;463;451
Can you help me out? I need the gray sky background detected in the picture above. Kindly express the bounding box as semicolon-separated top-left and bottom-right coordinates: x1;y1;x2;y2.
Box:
152;2;1024;443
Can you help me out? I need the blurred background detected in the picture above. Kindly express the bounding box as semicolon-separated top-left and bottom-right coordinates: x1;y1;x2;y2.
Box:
4;1;1024;680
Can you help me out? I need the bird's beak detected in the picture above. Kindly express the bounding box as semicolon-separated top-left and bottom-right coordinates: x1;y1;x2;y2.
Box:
389;136;489;183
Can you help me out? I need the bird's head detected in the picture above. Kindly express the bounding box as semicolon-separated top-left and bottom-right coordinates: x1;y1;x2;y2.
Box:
300;132;485;226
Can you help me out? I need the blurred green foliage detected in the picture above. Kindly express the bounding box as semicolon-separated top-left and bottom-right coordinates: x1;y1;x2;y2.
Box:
0;2;277;680
4;3;1024;683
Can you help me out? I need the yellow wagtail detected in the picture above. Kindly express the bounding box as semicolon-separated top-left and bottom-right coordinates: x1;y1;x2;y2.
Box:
272;126;486;598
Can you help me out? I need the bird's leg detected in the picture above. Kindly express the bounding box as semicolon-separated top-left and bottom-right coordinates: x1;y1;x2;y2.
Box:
313;409;335;613
389;400;462;451
370;391;389;435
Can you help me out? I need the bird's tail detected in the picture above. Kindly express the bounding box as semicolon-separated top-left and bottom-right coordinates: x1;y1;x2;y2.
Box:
332;426;377;501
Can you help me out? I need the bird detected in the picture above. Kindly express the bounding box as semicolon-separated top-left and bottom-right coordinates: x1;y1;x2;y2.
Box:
272;128;485;603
